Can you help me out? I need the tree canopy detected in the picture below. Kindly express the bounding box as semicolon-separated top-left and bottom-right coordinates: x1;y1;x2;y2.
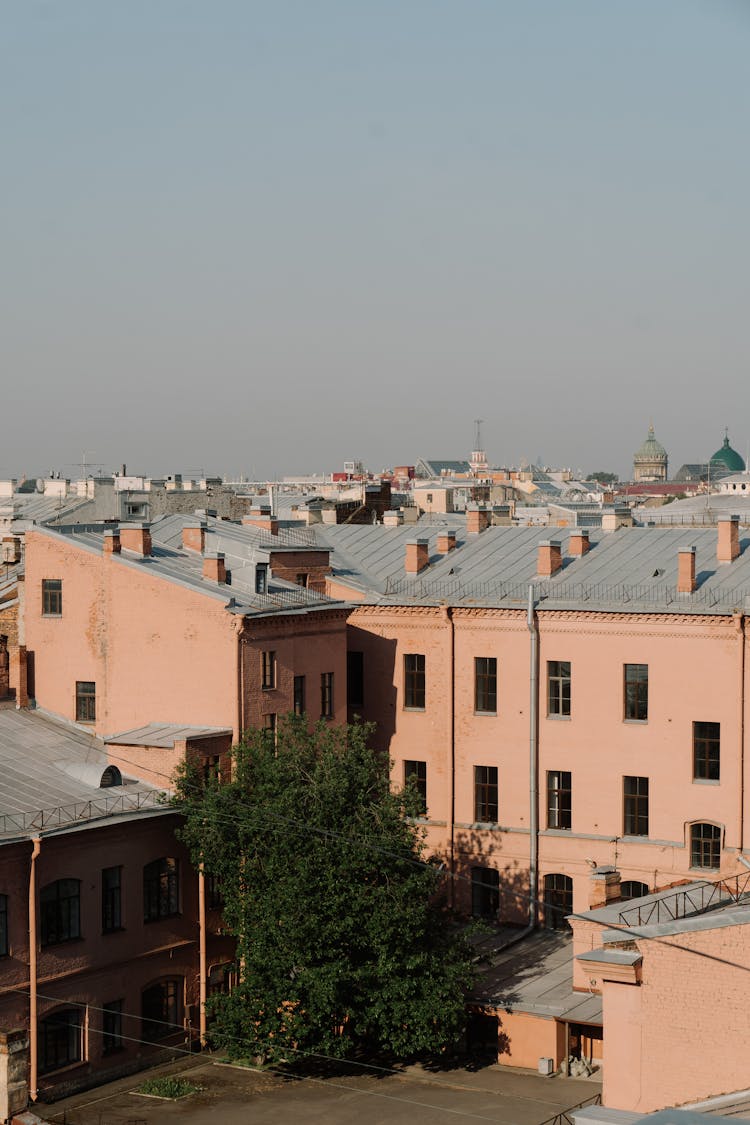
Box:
585;471;618;484
176;717;475;1064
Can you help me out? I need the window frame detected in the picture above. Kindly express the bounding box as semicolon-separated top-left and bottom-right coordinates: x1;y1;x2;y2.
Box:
619;880;649;901
690;822;722;870
693;721;720;781
320;672;334;719
40;879;81;946
143;858;180;923
471;866;500;919
404;759;427;816
546;770;572;830
141;978;182;1042
75;681;96;724
42;578;63;617
474;657;497;715
39;1007;84;1074
261;650;276;690
102;1000;124;1055
623;776;649;837
547;661;571;718
543;873;573;930
474;764;499;824
101;866;122;934
403;653;426;710
624;663;649;722
293;674;305;716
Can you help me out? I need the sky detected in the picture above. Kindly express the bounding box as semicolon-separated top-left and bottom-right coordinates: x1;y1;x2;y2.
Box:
3;0;750;480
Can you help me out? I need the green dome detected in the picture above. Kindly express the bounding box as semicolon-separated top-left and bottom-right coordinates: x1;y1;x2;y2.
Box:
634;425;667;461
710;432;745;473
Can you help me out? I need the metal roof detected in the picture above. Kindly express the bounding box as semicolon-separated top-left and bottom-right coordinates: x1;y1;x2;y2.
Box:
106;722;232;748
0;709;164;841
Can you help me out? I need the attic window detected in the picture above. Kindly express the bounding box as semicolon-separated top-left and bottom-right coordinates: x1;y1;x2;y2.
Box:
652;569;664;578
100;765;123;788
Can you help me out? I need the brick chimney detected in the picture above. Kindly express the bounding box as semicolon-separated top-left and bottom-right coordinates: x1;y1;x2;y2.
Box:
102;528;121;556
242;508;279;535
119;523;152;557
718;515;740;563
1;537;21;565
569;529;590;557
203;552;227;584
466;506;490;534
538;539;563;577
405;538;429;574
182;521;206;553
436;531;457;554
588;865;621;910
678;545;697;594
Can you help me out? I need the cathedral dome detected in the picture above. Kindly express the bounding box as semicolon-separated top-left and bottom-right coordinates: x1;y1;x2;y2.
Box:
710;432;745;473
634;425;667;462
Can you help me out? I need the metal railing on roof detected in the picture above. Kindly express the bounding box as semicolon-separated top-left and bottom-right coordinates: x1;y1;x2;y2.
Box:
538;1093;602;1125
0;788;166;837
382;575;748;609
250;585;335;610
617;870;750;927
250;525;320;548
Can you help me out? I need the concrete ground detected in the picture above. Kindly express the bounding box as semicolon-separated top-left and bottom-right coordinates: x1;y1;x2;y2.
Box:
39;1054;602;1125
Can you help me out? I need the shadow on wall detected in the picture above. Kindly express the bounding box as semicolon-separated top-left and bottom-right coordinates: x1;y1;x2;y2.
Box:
431;828;531;925
346;628;397;751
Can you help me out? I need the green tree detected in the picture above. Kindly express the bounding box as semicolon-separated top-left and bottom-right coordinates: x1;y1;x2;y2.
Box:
585;471;618;484
176;717;475;1064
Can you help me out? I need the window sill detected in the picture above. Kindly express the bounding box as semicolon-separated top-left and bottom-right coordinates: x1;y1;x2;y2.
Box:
693;777;720;785
546;714;571;721
41;613;62;619
39;1059;88;1079
546;826;572;833
403;707;426;713
143;914;181;924
41;935;84;949
474;711;497;718
102;927;126;936
623;719;648;725
620;834;650;841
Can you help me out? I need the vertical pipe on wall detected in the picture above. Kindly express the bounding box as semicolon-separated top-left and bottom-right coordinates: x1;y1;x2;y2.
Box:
527;586;539;928
442;605;455;907
198;866;207;1047
738;613;745;857
28;836;41;1102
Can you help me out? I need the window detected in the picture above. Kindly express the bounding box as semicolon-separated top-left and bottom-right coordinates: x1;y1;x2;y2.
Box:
347;651;364;709
404;654;425;710
690;823;721;869
474;765;498;823
624;664;648;721
320;672;333;718
141;979;182;1042
102;866;122;933
623;776;649;836
39;1008;83;1073
471;867;500;919
263;713;277;745
295;572;308;588
547;661;571;717
102;1000;124;1055
75;681;96;723
543;874;573;930
205;873;223;911
293;675;305;716
404;760;427;816
620;880;649;901
40;879;81;946
261;651;276;690
547;771;572;830
0;894;7;956
693;721;720;781
474;657;497;714
42;578;62;616
255;564;268;594
202;754;220;784
143;858;179;922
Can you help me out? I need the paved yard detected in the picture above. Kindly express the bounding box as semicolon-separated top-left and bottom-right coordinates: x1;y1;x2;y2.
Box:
40;1055;601;1125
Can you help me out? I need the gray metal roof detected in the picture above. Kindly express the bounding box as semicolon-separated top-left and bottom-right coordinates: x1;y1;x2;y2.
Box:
317;522;750;615
474;928;602;1024
0;709;164;841
106;722;232;748
637;493;750;526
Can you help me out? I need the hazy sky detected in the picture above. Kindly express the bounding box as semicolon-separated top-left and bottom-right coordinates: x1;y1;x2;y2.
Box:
3;1;749;479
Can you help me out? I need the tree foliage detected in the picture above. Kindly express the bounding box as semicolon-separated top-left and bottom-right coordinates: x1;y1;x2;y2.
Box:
585;471;618;484
176;717;475;1063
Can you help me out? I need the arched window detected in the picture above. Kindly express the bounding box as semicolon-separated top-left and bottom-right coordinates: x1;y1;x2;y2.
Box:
143;858;179;922
620;880;649;901
141;978;183;1041
100;765;122;788
690;823;722;869
543;873;573;929
40;879;80;946
39;1007;83;1073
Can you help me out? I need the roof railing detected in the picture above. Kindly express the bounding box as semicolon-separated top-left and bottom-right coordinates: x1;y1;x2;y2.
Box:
0;788;165;837
617;870;750;928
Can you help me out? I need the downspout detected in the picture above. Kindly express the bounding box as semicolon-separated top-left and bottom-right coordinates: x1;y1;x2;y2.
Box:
442;605;456;908
28;836;41;1102
527;585;539;929
738;612;746;861
198;866;207;1047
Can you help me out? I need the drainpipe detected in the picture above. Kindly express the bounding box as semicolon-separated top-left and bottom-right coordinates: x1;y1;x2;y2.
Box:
198;866;207;1047
442;605;456;908
527;585;539;929
738;613;746;861
28;836;41;1102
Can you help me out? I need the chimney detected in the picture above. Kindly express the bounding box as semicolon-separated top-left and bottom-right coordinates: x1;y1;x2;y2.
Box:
436;531;457;554
538;539;563;577
382;510;404;528
102;528;121;556
203;552;227;584
569;529;590;557
242;508;279;535
588;865;621;910
182;521;207;553
718;515;740;563
1;536;21;564
678;545;697;594
466;505;490;534
119;523;152;557
405;538;429;574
